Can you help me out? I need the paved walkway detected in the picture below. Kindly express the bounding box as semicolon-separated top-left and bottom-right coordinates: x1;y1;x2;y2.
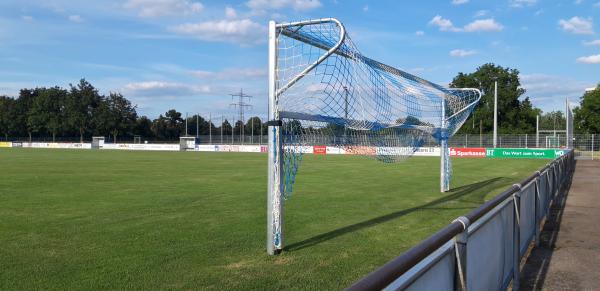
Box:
520;160;600;290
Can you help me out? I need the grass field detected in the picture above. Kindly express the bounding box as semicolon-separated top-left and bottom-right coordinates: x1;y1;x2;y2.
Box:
0;148;548;290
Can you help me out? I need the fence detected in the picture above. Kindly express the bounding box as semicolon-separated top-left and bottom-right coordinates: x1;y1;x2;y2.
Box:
3;133;597;160
347;150;575;291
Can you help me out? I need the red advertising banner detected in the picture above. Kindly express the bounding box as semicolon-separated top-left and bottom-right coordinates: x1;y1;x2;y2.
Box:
313;145;327;155
450;147;486;158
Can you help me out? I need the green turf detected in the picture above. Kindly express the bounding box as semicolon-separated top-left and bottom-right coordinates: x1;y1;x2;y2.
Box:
0;148;547;290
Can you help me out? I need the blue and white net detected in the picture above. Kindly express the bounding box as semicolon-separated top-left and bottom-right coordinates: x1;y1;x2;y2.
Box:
274;19;481;197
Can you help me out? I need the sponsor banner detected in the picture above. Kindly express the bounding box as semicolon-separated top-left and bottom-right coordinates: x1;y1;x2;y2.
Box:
0;142;12;148
412;147;440;157
12;142;22;148
197;145;217;152
313;145;327;155
450;147;486;158
346;146;376;155
260;146;268;153
103;143;178;151
485;148;563;159
326;146;345;155
239;145;262;153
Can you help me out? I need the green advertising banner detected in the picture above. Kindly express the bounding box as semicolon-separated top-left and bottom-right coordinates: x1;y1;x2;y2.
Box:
485;148;566;159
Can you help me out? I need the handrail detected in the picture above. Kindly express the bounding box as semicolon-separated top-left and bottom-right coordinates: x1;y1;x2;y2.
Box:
347;222;464;290
347;150;574;290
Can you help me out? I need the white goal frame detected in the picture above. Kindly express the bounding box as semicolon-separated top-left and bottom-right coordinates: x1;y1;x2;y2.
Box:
266;18;480;255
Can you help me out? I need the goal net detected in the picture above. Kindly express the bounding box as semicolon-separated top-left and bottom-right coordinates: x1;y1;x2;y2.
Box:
267;18;481;254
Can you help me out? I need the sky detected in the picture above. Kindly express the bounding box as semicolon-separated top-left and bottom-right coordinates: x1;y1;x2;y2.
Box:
0;0;599;119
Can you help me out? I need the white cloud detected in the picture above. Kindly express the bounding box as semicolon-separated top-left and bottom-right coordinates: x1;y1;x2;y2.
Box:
594;1;600;7
520;74;594;110
474;10;489;18
429;16;503;32
429;15;461;32
170;19;265;44
574;0;584;4
124;0;203;18
510;0;538;7
22;15;34;21
124;81;210;98
190;68;266;79
452;0;469;5
363;5;369;11
583;39;600;46
464;19;504;32
558;17;594;34
415;30;425;36
225;6;237;18
246;0;321;11
68;15;84;23
449;49;477;57
577;54;600;64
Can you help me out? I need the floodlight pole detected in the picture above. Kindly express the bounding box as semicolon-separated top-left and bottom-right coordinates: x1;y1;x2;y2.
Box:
209;113;212;144
536;115;539;148
220;116;223;144
493;81;498;148
267;20;284;255
196;113;199;138
185;112;188;137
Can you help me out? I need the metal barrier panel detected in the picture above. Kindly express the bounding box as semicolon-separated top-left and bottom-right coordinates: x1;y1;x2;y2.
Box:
467;199;515;290
519;182;536;255
348;151;574;291
537;171;550;222
385;241;456;291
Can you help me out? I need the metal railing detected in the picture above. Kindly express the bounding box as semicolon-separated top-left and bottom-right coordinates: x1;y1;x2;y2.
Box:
347;150;575;291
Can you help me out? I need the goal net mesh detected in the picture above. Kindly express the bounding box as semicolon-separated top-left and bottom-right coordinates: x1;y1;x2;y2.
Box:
275;20;480;198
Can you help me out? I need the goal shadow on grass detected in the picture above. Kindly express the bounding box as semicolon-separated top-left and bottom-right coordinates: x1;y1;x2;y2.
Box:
285;177;509;252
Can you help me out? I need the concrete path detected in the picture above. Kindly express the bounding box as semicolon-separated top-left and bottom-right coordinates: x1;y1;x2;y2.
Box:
520;160;600;290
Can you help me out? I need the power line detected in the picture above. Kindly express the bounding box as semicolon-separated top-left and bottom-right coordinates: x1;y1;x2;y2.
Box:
229;88;252;143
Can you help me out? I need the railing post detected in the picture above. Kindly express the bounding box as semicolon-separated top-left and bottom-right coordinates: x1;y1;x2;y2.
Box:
453;216;470;291
512;184;522;291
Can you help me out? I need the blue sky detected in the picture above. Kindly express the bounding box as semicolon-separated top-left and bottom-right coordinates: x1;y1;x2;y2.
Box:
0;0;599;118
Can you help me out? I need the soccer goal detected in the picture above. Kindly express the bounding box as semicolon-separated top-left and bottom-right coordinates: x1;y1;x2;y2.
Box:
266;18;481;255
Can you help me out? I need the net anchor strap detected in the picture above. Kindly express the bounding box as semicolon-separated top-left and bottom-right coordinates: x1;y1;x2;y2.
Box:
266;120;283;127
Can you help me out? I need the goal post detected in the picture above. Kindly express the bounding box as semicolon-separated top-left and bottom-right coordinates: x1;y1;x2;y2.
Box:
266;18;481;255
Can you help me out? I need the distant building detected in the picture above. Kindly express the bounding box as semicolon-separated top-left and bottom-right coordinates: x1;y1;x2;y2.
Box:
585;87;596;92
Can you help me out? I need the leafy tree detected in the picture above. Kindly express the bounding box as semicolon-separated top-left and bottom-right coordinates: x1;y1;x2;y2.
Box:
538;110;566;131
17;89;38;141
65;79;101;142
0;96;16;139
233;120;244;136
187;115;210;136
28;87;67;141
574;85;600;133
245;117;263;137
221;119;232;135
105;93;137;143
134;116;154;139
450;63;540;134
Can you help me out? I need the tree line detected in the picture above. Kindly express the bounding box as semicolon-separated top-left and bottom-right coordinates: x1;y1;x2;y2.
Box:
451;63;598;135
0;64;598;142
0;79;266;142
